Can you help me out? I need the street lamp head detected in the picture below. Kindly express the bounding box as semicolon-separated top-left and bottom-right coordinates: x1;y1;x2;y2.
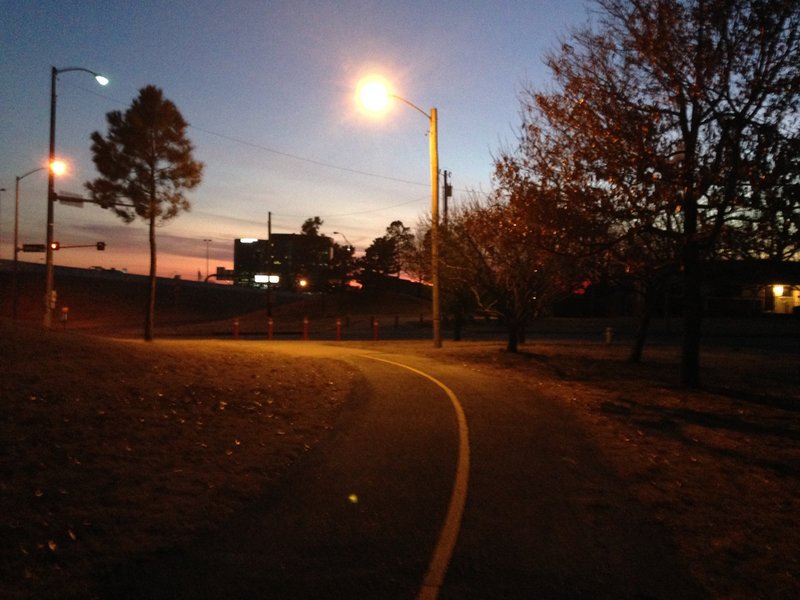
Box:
357;76;391;114
356;75;431;121
55;66;109;87
49;159;67;176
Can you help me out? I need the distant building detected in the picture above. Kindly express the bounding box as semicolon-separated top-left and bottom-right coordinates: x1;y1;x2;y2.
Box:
702;260;800;315
555;260;800;318
233;235;333;291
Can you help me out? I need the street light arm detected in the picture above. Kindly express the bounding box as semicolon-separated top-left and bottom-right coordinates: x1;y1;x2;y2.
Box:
390;94;431;120
333;231;352;247
17;166;46;182
55;66;109;84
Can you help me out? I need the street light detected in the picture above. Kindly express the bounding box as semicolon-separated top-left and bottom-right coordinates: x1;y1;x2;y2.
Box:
0;188;6;259
332;231;354;292
13;167;47;319
44;66;108;328
332;230;352;252
357;77;441;347
203;238;212;280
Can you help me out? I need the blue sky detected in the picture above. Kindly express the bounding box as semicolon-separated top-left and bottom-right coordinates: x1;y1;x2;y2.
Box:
1;0;590;278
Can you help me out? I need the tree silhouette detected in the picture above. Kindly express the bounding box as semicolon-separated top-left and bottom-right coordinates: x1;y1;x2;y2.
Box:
358;220;413;287
86;86;203;341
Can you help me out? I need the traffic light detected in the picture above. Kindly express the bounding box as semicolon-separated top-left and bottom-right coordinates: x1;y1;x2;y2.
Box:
50;241;60;251
96;242;106;251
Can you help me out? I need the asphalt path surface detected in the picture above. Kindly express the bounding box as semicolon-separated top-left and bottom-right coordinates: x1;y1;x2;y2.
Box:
101;343;704;599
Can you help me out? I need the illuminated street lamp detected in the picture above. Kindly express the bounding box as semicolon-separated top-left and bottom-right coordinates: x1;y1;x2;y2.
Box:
44;66;108;328
357;77;441;347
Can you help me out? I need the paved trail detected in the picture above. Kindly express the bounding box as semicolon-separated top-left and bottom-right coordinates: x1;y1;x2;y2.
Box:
102;343;703;599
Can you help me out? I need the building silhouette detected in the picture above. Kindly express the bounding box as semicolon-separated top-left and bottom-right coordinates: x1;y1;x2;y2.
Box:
233;235;333;291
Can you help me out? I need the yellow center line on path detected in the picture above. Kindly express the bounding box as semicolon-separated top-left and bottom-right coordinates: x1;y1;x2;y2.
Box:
360;355;470;600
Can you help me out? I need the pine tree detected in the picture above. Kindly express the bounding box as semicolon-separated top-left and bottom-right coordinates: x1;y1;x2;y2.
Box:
86;86;203;341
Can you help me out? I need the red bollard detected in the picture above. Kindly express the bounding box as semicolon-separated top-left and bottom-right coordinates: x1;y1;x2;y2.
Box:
268;318;274;340
303;317;309;340
233;318;240;339
335;318;342;341
372;319;379;341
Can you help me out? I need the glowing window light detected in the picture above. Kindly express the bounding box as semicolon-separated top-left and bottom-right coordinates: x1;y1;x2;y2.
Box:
254;274;279;284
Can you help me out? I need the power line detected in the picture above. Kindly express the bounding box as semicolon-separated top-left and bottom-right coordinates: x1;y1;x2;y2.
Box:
70;81;430;189
191;126;430;189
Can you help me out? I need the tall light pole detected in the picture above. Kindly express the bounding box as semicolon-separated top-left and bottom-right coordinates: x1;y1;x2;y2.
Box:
13;167;46;319
203;238;212;280
0;188;6;260
332;230;352;251
357;78;441;347
44;66;108;328
333;230;354;292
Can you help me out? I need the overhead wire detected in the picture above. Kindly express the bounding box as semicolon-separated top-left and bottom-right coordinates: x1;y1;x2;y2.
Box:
70;81;431;188
63;81;463;229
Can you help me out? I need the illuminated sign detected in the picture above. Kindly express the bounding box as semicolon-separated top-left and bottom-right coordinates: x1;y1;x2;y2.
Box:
255;274;280;284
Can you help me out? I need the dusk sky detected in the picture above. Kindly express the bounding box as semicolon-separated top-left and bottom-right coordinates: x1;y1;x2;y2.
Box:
1;0;590;280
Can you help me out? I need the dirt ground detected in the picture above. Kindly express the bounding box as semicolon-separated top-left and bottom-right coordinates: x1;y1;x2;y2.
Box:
1;319;798;599
417;339;800;599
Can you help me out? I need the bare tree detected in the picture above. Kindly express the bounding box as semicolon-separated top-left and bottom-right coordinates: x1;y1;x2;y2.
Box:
403;219;431;285
444;193;577;352
505;0;800;386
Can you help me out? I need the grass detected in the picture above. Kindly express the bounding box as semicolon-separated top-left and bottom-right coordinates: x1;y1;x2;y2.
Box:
1;312;799;598
0;322;356;599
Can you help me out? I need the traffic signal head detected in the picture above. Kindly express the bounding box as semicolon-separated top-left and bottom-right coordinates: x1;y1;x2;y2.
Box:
50;241;60;250
96;242;106;251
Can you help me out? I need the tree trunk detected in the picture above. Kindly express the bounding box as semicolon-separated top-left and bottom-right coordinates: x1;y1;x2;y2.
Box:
680;153;702;388
628;282;654;363
145;212;157;341
517;321;527;345
452;310;463;341
505;315;519;353
681;247;702;388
